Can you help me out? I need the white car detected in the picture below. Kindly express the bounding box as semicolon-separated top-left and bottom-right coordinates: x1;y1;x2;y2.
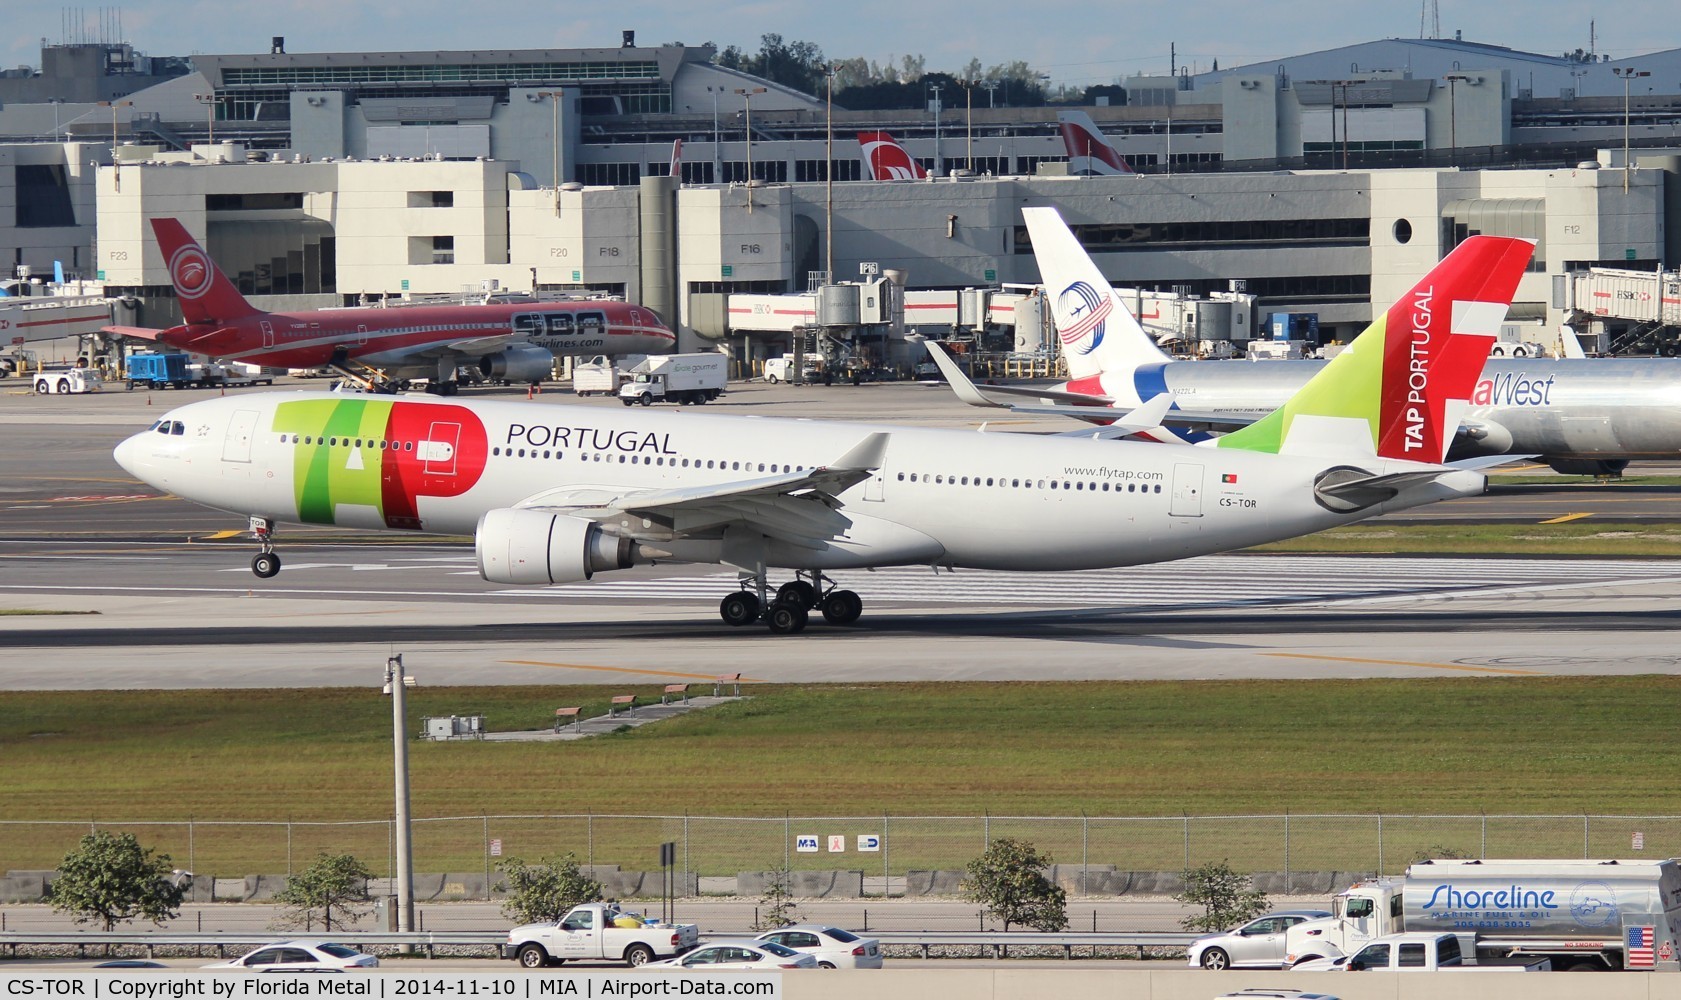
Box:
754;924;883;969
1188;910;1331;970
641;939;817;971
203;940;378;970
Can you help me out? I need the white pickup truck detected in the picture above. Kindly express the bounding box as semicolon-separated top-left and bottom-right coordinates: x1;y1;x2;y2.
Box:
504;902;699;968
1291;932;1549;972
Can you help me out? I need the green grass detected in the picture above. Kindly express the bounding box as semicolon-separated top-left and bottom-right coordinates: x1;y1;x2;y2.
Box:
4;679;1681;876
1252;522;1681;555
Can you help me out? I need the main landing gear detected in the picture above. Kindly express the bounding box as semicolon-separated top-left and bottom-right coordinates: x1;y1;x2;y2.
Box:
718;569;863;634
249;516;281;579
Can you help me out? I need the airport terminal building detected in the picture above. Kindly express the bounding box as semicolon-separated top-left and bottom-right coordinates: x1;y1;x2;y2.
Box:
5;32;1681;360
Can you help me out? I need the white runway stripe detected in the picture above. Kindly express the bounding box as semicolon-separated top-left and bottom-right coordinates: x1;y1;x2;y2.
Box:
486;555;1681;607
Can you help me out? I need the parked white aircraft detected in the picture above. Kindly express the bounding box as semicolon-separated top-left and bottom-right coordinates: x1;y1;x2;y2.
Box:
946;207;1681;476
114;229;1532;633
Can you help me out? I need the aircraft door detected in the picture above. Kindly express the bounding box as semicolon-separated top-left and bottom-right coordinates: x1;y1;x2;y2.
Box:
260;321;274;349
863;470;885;502
356;324;369;346
421;422;461;477
221;409;260;463
1169;463;1204;517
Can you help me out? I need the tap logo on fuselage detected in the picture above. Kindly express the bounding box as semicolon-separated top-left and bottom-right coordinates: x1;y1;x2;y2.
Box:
273;398;489;530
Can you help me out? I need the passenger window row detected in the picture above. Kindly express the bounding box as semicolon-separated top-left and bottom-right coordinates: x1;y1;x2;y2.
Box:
279;434;415;452
895;471;1163;494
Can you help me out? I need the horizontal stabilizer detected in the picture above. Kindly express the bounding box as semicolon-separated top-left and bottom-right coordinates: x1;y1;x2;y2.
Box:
1313;467;1458;512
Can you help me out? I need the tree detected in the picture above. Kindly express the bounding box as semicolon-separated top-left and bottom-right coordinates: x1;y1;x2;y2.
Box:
273;852;373;931
495;853;602;925
48;831;187;931
753;864;801;931
1175;860;1270;932
961;837;1068;931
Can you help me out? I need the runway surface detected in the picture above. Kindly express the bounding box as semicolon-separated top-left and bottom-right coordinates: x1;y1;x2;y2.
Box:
2;380;1680;690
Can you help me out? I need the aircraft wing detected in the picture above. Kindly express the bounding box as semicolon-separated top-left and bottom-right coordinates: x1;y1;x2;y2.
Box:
1010;402;1256;428
443;334;518;354
521;432;890;550
101;325;165;341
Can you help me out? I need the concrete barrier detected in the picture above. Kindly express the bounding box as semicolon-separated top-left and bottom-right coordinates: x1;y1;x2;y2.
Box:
737;870;865;898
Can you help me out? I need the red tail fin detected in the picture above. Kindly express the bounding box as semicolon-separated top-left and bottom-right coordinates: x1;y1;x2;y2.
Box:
149;218;261;325
857;131;928;180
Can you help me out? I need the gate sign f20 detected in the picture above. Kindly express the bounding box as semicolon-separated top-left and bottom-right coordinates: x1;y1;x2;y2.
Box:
795;835;820;853
857;834;881;852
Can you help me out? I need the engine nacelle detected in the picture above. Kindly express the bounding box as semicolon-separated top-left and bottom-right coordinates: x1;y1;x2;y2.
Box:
479;344;555;383
476;508;637;585
1546;458;1628;477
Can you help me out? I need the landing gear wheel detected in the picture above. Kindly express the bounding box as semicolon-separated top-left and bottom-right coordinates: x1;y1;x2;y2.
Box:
776;580;818;609
720;592;761;627
819;589;863;625
251;552;281;579
767;603;808;634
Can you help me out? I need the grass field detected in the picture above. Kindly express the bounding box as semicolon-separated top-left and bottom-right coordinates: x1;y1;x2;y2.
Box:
5;678;1681;877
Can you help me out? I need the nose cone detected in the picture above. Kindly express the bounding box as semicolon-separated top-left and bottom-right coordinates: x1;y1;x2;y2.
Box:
113;432;149;482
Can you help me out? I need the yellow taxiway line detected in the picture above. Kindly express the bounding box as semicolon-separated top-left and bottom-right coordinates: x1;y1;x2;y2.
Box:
1540;512;1594;524
1262;652;1542;676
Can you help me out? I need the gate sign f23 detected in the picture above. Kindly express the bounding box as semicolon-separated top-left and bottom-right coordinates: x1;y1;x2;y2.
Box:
795;834;820;853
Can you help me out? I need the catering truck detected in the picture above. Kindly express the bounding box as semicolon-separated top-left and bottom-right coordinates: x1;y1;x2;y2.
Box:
503;902;699;967
617;353;727;406
1284;859;1681;972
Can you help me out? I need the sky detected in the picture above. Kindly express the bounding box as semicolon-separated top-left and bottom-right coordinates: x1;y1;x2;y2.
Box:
10;1;1678;90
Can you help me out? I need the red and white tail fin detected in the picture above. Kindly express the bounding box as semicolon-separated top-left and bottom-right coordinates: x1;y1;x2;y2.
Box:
857;131;927;180
1057;110;1132;175
670;138;683;179
149;218;262;325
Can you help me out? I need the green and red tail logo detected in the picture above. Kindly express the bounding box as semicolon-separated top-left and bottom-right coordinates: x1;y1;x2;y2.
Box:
273;398;489;529
1217;236;1534;462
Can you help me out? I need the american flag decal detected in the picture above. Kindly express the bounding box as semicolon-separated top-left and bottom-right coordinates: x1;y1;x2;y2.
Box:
1627;925;1655;968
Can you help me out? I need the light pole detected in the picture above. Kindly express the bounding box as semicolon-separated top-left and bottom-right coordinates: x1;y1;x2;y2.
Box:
928;83;943;177
382;655;416;939
1443;74;1469;167
99;100;132;190
536;91;564;213
959;79;975;172
193;93;216;144
1613;67;1651;194
982;80;999;110
825;64;835;281
734;87;765;211
706;85;723;183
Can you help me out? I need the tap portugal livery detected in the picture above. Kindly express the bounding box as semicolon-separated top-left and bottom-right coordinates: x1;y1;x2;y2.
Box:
946;207;1681;475
114;230;1532;634
103;218;676;394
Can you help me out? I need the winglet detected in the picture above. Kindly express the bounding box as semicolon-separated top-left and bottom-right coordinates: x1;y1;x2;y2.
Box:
924;342;1006;408
831;432;890;471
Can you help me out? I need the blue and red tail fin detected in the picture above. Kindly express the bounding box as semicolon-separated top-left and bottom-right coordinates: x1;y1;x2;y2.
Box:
149;217;262;325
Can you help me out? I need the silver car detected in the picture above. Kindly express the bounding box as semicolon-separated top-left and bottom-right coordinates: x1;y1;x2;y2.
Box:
1187;910;1331;970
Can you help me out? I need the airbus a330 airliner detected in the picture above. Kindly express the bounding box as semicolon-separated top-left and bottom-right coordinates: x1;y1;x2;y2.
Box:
940;207;1681;476
114;225;1532;634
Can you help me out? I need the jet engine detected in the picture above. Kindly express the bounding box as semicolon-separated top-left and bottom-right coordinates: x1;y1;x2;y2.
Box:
1546;458;1629;477
478;344;555;383
476;509;639;585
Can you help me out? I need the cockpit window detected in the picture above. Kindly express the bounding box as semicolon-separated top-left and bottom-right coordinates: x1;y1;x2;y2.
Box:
168;421;185;435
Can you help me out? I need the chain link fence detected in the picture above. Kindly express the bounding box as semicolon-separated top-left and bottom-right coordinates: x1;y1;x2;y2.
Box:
6;814;1678;888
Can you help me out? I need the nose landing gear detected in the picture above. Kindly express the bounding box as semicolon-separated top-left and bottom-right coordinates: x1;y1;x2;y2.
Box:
717;569;863;633
249;516;281;578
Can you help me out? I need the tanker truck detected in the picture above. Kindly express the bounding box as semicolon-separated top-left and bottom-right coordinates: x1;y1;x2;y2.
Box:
1283;858;1681;972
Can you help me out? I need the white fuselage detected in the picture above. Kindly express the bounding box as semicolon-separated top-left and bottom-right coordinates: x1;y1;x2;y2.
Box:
114;392;1479;575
